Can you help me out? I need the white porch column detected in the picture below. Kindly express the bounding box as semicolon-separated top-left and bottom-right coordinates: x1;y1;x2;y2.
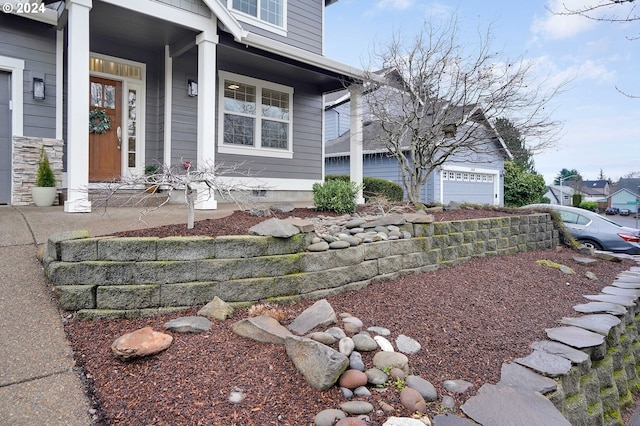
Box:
349;84;365;204
195;31;219;210
64;0;92;212
163;45;173;168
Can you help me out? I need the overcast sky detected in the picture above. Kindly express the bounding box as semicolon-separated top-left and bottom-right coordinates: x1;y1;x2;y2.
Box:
324;0;640;184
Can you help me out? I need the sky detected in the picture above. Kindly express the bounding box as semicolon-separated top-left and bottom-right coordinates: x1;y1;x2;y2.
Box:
324;0;640;185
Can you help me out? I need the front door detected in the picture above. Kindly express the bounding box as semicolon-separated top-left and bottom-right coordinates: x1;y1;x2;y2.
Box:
0;71;11;204
89;76;122;182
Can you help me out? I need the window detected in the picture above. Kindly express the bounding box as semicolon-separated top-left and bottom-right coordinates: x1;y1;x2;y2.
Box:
229;0;285;30
219;71;293;158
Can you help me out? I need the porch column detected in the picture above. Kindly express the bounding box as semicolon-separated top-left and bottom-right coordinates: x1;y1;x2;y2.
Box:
195;31;219;210
64;0;92;212
349;84;365;204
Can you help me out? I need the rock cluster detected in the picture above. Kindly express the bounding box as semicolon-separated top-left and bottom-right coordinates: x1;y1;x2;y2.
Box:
247;207;436;252
229;298;474;425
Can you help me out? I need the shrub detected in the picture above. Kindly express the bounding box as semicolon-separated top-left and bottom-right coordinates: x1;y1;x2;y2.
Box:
572;193;582;207
313;179;360;213
325;174;403;202
35;147;56;187
579;201;598;212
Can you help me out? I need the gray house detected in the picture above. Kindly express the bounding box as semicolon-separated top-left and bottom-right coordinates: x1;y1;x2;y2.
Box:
1;0;365;211
324;84;512;206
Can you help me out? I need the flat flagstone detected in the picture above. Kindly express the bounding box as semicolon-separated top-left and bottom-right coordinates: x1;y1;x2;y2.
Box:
514;350;572;377
545;326;605;349
620;271;640;278
572;256;598;265
498;362;557;394
573;301;627;315
612;280;640;289
531;340;589;364
583;294;636;307
601;286;640;298
560;314;621;335
616;274;640;283
461;383;571;426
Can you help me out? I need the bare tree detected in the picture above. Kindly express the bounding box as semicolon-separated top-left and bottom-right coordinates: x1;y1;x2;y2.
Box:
93;161;267;229
361;17;567;204
550;0;639;98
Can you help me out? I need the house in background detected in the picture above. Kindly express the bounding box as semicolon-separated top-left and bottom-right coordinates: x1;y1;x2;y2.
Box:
324;83;512;206
544;185;577;206
610;178;640;213
1;0;366;211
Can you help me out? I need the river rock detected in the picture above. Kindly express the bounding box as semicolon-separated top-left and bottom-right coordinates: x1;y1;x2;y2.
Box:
352;333;378;351
314;409;346;426
349;351;365;371
396;334;421;354
111;326;173;360
164;316;211;333
307;241;330;252
367;326;391;336
399;387;427;413
336;418;367;426
329;240;351;249
326;327;347;340
383;417;430;426
285;335;349;391
288;299;337;335
443;379;473;394
405;375;437;401
373;351;409;375
365;368;388;385
339;337;355;356
308;331;337;345
374;335;395;351
340;401;374;415
339;369;368;389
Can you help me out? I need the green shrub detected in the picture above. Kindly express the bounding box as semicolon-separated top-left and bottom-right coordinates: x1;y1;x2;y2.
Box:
325;174;403;202
35;147;56;187
572;193;582;207
579;201;598;212
313;179;360;213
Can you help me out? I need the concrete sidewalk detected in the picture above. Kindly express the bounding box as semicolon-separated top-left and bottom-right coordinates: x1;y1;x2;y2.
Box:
0;203;238;425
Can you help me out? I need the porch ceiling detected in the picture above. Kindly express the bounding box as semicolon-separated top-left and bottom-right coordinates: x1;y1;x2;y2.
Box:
218;33;358;94
89;1;198;51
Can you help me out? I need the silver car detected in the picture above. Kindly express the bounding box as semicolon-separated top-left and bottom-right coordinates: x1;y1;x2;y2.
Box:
522;204;640;254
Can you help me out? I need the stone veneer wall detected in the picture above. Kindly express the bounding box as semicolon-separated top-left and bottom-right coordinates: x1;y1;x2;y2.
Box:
12;136;63;205
44;213;557;320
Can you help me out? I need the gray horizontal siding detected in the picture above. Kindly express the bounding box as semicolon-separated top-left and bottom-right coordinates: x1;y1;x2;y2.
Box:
154;0;211;17
233;0;323;54
0;15;57;139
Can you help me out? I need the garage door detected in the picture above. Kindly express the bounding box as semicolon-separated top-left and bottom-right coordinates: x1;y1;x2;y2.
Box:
0;71;11;205
442;170;496;205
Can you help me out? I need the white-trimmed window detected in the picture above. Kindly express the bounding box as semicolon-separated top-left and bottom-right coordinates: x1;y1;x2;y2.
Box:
218;71;293;159
228;0;287;34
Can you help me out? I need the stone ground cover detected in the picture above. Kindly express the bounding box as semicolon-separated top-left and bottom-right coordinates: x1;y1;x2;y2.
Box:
63;207;637;425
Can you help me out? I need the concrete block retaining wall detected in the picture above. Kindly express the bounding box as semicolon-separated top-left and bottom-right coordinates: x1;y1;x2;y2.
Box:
44;213;556;320
541;298;640;425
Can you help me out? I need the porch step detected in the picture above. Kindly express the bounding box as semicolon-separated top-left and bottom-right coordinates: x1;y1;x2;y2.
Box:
89;189;170;208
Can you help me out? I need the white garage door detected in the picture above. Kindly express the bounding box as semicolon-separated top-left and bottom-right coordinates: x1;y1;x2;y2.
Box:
0;71;11;205
442;170;496;205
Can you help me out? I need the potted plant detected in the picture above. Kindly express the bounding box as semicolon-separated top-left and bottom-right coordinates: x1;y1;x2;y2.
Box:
31;147;57;206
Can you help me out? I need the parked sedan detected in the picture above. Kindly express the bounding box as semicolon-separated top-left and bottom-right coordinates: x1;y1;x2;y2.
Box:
521;204;640;254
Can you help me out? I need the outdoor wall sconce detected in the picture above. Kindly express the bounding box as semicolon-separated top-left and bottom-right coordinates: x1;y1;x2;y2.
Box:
187;79;198;97
33;77;45;100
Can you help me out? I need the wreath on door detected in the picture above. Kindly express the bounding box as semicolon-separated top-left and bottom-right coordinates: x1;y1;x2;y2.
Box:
89;109;112;134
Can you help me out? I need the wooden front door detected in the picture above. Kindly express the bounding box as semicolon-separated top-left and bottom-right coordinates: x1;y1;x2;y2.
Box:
89;77;122;182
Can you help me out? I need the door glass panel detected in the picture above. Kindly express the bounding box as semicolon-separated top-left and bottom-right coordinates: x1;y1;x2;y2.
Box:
104;85;116;109
127;89;137;168
90;82;102;107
